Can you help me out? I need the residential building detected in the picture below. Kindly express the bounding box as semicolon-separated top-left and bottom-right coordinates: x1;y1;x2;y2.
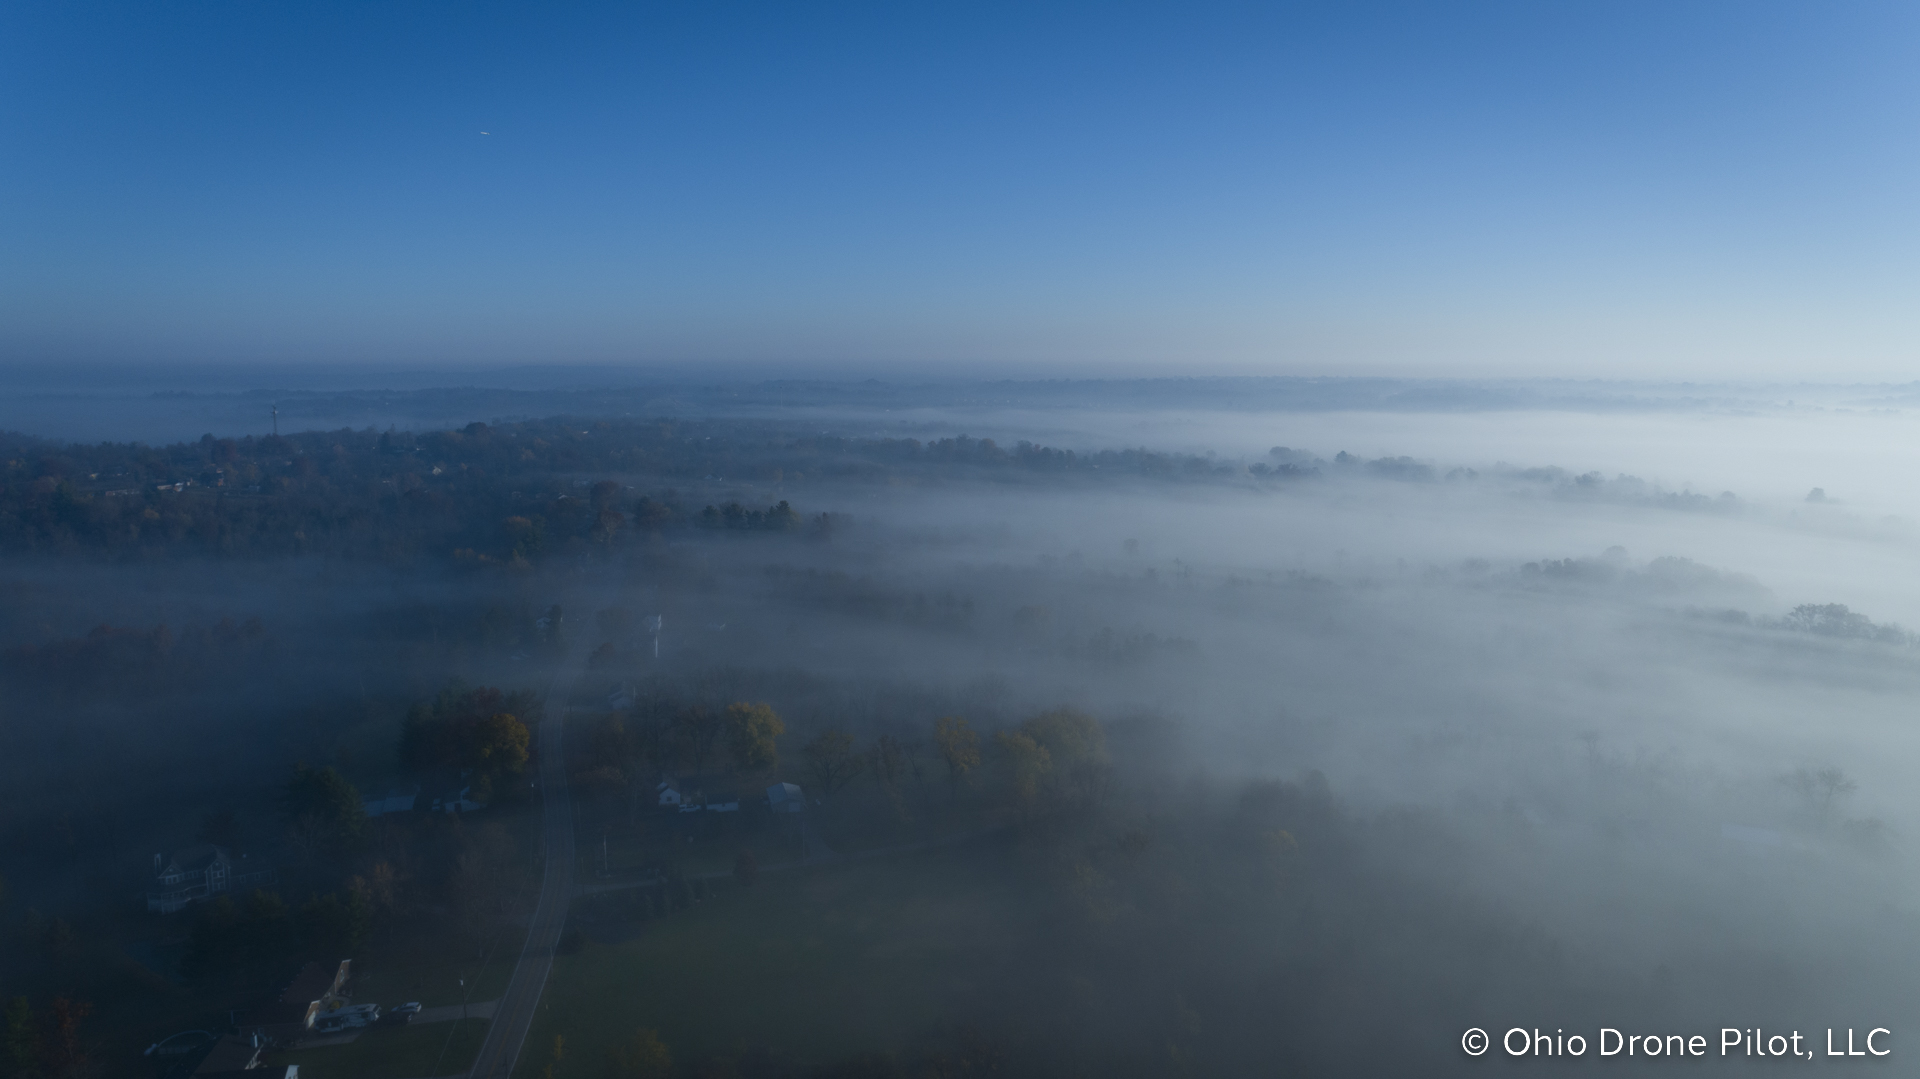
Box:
243;960;351;1041
147;845;275;913
767;782;805;814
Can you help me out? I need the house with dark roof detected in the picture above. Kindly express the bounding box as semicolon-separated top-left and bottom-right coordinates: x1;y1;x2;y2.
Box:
147;845;275;913
242;959;352;1042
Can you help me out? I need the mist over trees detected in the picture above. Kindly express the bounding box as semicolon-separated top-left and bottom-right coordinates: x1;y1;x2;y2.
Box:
2;405;1916;1077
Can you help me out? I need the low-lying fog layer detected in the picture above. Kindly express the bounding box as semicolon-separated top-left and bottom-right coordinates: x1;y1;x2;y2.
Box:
769;446;1920;1073
6;390;1918;1075
701;411;1920;1071
804;456;1920;855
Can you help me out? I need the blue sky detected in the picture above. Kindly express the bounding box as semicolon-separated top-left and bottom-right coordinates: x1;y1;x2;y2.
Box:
4;2;1917;378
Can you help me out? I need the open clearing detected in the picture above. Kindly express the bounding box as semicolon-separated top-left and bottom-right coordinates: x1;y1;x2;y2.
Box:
513;841;1034;1078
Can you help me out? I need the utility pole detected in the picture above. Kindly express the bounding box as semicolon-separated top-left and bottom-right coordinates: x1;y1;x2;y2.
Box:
271;404;278;436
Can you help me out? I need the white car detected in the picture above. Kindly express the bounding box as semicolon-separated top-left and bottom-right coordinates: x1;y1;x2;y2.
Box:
312;1004;381;1033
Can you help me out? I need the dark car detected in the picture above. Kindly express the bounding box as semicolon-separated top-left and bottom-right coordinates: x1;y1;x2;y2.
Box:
380;1002;423;1025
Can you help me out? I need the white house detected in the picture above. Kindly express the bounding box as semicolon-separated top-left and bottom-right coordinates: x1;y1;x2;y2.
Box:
147;845;275;913
657;778;682;806
766;782;804;814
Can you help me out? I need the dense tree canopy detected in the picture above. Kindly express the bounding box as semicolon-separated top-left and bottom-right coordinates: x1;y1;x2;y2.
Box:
282;764;366;850
401;685;535;803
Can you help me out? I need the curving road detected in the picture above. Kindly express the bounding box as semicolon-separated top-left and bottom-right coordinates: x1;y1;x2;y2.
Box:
465;629;590;1079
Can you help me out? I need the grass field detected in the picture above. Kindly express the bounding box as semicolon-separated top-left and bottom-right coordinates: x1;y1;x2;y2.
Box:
512;840;1033;1079
267;1017;490;1079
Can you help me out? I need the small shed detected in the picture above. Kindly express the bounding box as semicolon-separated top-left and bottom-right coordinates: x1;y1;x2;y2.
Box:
657;779;682;807
766;782;804;814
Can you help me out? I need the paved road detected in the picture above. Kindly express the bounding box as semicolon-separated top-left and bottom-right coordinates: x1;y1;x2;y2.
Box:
413;999;498;1025
465;631;591;1079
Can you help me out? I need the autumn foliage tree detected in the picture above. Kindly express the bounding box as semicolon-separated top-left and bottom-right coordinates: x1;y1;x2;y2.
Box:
723;702;784;774
401;685;535;803
933;716;981;793
608;1028;673;1079
995;731;1051;804
996;708;1108;810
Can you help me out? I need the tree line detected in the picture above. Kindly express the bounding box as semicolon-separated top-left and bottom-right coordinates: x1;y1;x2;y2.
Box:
579;698;1110;825
0;417;1282;561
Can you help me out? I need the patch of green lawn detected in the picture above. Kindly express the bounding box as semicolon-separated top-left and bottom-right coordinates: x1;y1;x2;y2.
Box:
514;840;1031;1079
351;922;527;1009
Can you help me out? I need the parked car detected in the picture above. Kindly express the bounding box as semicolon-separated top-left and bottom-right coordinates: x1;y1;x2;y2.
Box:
380;1002;422;1025
312;1004;381;1034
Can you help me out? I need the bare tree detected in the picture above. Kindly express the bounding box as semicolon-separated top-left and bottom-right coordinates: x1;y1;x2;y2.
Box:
802;730;865;796
1783;766;1858;826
